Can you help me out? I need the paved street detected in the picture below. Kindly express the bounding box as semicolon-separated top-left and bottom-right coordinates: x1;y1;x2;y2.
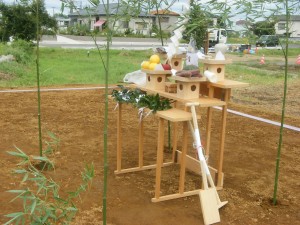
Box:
40;35;300;50
40;35;188;50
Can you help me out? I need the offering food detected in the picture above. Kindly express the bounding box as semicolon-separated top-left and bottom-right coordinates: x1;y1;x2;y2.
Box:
148;62;158;70
149;54;160;64
175;65;202;78
141;54;172;71
141;61;150;70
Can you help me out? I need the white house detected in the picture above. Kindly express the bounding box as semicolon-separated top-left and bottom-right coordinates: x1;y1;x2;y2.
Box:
56;17;70;31
275;15;300;38
68;3;180;36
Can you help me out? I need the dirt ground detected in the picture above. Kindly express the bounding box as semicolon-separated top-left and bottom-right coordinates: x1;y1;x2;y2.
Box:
0;57;300;224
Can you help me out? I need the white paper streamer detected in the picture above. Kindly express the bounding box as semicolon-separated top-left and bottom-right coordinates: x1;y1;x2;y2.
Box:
138;107;153;123
114;102;119;111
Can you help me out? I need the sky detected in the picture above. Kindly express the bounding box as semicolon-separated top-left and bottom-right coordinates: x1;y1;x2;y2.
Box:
1;0;189;16
2;0;298;29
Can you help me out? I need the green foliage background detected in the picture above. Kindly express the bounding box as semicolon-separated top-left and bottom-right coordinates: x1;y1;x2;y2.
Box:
0;0;57;42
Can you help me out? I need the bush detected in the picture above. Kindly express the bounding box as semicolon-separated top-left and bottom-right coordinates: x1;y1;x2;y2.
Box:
3;40;34;64
67;24;91;36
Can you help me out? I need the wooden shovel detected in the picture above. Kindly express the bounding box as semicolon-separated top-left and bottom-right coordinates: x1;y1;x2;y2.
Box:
187;103;227;225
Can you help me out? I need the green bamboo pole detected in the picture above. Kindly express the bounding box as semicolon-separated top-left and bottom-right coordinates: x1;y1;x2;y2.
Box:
35;0;43;156
273;0;289;205
154;0;164;46
102;0;110;223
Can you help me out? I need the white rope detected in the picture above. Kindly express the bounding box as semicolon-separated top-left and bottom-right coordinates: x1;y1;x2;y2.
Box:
0;86;117;93
214;106;300;132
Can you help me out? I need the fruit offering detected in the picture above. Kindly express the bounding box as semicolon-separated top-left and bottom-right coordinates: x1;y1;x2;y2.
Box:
141;61;150;69
141;54;172;71
149;54;160;64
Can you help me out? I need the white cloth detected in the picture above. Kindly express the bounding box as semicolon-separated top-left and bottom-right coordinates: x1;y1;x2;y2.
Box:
123;70;146;86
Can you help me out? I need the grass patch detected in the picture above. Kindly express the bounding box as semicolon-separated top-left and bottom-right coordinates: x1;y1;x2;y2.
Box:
254;48;299;57
0;48;153;87
226;63;299;85
0;47;299;87
228;48;299;57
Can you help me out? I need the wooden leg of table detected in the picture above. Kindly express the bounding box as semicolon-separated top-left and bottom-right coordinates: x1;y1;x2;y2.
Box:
179;121;188;194
138;119;144;168
154;118;165;199
172;101;178;162
117;103;122;172
172;122;178;162
217;89;230;187
206;86;215;159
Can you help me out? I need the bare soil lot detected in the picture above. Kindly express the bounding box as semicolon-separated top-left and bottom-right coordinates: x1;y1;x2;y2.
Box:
0;77;299;225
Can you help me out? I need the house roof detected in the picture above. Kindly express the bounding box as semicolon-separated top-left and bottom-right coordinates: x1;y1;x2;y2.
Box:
276;15;300;21
69;3;152;18
150;9;180;16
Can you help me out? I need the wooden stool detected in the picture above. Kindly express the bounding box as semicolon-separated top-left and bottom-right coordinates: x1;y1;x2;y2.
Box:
152;108;194;202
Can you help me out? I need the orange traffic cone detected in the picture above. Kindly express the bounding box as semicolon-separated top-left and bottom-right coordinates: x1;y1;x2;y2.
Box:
296;55;300;65
260;55;265;65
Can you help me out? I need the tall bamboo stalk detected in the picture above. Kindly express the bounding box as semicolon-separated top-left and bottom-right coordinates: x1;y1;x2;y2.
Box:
273;0;289;205
154;0;164;46
102;0;110;223
35;0;43;156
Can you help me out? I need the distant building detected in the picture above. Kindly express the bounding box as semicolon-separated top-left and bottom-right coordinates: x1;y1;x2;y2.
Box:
68;3;180;35
150;9;180;33
275;15;300;38
56;17;70;31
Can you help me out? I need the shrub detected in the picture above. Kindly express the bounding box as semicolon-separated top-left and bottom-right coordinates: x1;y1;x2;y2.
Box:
2;40;34;64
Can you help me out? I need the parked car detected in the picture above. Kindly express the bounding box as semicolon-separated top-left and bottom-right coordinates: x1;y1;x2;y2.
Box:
256;35;279;47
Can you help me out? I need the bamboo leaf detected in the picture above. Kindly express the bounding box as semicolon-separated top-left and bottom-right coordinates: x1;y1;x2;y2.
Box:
7;189;27;193
30;199;37;214
4;212;25;225
32;156;49;162
7;150;28;159
5;212;25;218
21;173;29;183
8;189;30;202
14;169;27;174
66;207;78;211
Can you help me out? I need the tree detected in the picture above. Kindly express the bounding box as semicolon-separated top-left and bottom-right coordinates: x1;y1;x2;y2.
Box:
0;1;56;42
250;20;276;36
184;2;210;50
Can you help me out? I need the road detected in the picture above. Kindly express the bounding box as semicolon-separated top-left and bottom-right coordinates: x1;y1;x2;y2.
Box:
40;35;188;50
39;35;300;50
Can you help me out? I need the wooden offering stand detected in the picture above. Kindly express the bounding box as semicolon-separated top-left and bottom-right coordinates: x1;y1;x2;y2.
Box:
171;76;206;99
170;53;185;71
113;56;249;205
142;69;172;91
201;59;232;81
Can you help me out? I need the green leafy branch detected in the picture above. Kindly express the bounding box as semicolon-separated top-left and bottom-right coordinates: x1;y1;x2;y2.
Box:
5;134;94;225
111;85;173;113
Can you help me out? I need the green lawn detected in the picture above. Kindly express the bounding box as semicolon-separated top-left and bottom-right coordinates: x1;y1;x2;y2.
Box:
0;48;153;87
0;47;299;88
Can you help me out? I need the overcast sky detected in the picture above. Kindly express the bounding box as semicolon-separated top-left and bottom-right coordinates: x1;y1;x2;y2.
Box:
2;0;297;27
2;0;188;15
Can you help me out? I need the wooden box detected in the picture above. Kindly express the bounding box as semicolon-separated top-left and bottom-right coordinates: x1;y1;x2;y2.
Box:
171;76;206;99
143;70;172;91
165;82;177;93
170;54;186;71
200;59;232;81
